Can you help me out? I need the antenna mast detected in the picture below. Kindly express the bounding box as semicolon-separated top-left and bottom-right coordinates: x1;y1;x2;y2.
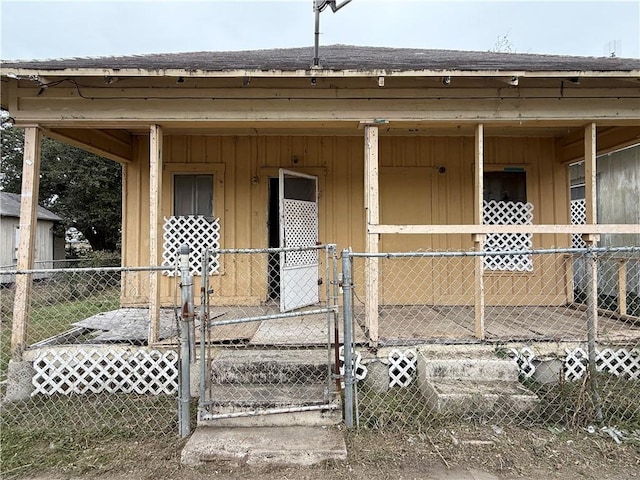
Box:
313;0;353;67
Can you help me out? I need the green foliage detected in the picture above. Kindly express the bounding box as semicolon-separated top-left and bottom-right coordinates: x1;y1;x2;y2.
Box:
0;123;122;252
78;249;122;268
0;281;121;381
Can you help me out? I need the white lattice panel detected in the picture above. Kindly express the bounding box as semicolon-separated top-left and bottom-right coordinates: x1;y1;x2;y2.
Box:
162;216;220;276
339;347;368;388
564;347;640;381
283;199;318;266
32;348;178;396
388;349;417;388
483;200;534;271
509;347;536;378
510;347;640;382
571;199;587;248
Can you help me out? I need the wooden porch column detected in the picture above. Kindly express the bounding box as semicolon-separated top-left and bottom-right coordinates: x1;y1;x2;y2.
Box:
364;124;380;346
11;126;42;360
583;122;600;338
148;125;163;344
617;259;627;317
473;124;486;340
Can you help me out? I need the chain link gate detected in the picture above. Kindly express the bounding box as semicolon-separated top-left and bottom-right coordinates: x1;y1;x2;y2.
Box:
195;245;342;424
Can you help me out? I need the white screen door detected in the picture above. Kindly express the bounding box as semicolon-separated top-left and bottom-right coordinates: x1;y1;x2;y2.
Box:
279;169;319;312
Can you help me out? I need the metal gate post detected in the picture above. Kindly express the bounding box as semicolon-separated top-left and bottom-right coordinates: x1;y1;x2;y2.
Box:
178;243;194;437
341;249;354;429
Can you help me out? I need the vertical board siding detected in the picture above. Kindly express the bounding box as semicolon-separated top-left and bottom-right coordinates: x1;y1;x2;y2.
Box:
123;135;569;306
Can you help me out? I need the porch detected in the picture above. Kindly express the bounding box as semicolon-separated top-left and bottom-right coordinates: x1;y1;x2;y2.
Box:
56;302;640;349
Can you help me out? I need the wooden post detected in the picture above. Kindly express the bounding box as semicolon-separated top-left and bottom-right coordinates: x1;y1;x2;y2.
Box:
364;124;380;346
582;124;603;425
473;124;485;340
11;126;42;360
583;122;599;338
148;124;163;344
617;259;627;317
584;123;597;228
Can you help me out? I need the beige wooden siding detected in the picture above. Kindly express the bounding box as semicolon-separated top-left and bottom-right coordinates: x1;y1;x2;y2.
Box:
122;135;569;307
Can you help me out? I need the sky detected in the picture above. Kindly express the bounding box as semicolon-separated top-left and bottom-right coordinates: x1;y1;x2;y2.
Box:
0;0;639;61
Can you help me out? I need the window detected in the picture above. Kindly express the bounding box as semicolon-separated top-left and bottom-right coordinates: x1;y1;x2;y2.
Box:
483;171;527;203
161;167;224;277
174;174;214;216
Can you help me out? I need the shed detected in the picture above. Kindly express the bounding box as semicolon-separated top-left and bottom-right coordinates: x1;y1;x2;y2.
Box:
0;192;63;282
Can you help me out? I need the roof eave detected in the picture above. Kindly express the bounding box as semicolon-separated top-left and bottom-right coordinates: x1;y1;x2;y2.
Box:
2;67;640;79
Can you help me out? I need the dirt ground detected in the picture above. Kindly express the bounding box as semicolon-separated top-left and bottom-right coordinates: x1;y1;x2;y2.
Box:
12;424;640;480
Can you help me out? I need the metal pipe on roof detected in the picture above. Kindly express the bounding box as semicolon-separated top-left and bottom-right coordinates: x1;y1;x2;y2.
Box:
313;0;353;68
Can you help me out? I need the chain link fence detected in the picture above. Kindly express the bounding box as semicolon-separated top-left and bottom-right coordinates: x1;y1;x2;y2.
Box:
2;244;639;466
343;246;640;432
1;245;342;460
1;265;181;453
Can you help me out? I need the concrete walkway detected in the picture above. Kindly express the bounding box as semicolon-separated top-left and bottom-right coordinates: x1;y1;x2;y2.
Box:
181;425;348;467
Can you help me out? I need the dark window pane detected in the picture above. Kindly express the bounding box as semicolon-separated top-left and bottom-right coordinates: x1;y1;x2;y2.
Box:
174;174;213;216
571;185;585;201
284;175;316;202
195;176;213;216
484;171;527;203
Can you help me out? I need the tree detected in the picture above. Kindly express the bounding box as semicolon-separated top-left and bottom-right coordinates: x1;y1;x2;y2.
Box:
1;123;122;252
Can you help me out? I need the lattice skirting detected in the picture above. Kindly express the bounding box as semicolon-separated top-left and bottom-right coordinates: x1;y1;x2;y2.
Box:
339;346;368;388
388;349;417;387
510;347;639;381
32;347;179;396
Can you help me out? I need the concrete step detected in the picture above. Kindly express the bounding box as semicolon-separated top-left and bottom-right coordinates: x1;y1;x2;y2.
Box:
181;425;347;467
419;378;539;414
419;358;518;382
416;349;539;415
198;402;342;427
210;349;332;385
201;349;341;427
200;383;341;427
207;383;331;408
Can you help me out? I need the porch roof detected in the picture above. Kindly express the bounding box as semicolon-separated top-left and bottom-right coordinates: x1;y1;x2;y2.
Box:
3;45;640;78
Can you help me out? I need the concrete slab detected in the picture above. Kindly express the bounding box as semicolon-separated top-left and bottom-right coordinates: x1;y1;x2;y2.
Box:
181;425;347;467
250;312;367;346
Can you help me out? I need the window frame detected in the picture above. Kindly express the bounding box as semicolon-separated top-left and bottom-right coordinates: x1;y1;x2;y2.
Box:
162;163;225;221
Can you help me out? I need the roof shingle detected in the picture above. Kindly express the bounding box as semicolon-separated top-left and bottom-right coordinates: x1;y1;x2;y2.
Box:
3;45;639;73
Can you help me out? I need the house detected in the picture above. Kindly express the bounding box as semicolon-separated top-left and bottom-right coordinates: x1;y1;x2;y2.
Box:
0;192;64;283
1;45;639;353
